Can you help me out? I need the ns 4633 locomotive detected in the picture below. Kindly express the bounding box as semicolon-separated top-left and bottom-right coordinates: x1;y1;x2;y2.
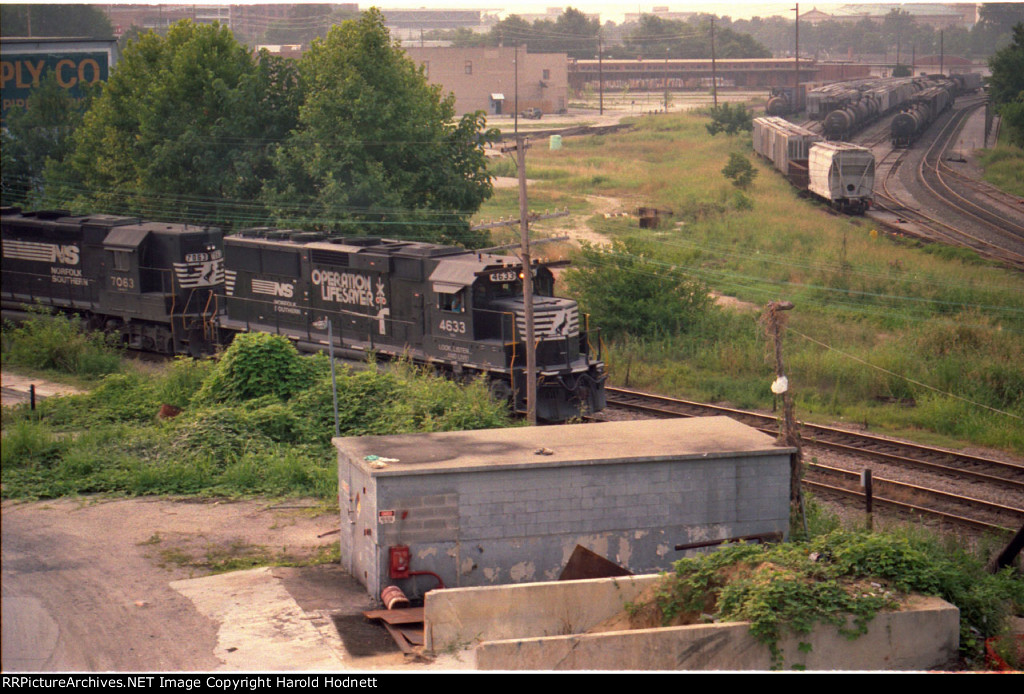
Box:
1;208;607;421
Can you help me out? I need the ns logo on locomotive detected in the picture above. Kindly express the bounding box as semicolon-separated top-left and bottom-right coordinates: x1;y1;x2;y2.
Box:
1;208;607;422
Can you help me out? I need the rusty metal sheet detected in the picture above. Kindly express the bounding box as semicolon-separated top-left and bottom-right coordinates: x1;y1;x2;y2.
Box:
558;545;633;581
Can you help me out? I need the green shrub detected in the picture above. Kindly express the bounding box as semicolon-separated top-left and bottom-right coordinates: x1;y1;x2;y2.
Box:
656;527;1023;669
195;333;323;403
564;239;715;339
1;309;121;378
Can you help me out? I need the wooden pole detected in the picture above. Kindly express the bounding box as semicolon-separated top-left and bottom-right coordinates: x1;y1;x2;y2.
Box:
862;468;873;532
764;301;801;508
711;17;718;108
517;135;537;425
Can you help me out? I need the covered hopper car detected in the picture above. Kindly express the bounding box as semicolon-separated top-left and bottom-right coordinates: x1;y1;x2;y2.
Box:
1;208;607;421
753;117;874;214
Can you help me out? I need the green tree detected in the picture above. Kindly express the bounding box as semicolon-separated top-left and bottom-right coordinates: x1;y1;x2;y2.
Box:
563;240;713;339
51;20;298;226
262;10;496;246
722;152;757;190
1;73;92;207
622;14;770;59
705;103;753;136
989;23;1024;146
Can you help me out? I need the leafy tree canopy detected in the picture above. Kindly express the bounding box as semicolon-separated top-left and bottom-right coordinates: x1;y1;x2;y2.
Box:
431;9;601;59
50;20;299;226
989;23;1024;107
261;9;496;246
705;103;754;136
722;152;758;190
1;73;93;207
988;23;1024;146
621;15;770;60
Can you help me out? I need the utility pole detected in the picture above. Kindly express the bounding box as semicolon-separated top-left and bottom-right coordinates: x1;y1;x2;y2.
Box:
598;34;604;116
940;30;944;76
664;48;669;113
763;301;802;511
516;135;537;424
514;43;519;136
793;4;799;92
710;16;718;108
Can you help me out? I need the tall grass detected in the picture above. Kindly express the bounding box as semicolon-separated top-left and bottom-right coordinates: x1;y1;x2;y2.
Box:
1;346;514;500
480;110;1024;454
979;137;1024;197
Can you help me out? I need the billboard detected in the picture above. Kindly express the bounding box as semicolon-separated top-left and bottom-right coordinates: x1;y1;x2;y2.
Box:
1;40;117;122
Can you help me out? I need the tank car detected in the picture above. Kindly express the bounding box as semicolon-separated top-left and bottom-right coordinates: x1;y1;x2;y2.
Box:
823;94;879;140
807;142;875;214
1;207;223;355
766;85;806;116
219;231;607;421
890;83;953;147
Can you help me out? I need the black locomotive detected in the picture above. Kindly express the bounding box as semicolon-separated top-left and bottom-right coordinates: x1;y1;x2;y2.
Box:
1;208;223;355
1;208;607;421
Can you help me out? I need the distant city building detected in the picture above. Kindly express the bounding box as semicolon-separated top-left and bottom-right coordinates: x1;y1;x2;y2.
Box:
380;7;498;42
623;8;695;24
255;44;304;60
828;3;976;29
404;46;568;116
99;4;360;45
507;8;601;24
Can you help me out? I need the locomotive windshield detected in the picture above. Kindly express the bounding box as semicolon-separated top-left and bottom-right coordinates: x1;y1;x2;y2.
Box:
481;266;554;300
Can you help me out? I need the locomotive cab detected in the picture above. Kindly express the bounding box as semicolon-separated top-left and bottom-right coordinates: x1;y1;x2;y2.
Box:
424;257;605;420
99;221;224;354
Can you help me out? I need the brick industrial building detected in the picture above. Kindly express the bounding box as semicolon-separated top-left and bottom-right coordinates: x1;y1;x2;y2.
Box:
405;45;569;116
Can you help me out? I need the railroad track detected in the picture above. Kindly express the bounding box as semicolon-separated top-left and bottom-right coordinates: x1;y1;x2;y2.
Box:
871;98;1024;271
598;386;1024;534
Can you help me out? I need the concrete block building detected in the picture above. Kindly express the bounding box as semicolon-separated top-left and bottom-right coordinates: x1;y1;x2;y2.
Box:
335;417;794;601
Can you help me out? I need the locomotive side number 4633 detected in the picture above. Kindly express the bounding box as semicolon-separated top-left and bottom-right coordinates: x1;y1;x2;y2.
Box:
439;319;467;334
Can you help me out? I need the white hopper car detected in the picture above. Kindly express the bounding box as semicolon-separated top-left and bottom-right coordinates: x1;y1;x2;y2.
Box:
752;117;875;214
807;142;875;214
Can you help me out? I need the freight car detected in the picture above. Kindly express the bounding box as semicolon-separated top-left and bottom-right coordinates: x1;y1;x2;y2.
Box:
890;82;954;148
807;142;875;214
765;85;806;116
752;117;874;214
1;208;607;421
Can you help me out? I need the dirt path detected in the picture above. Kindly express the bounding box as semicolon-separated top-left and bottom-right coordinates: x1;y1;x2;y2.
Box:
1;497;467;672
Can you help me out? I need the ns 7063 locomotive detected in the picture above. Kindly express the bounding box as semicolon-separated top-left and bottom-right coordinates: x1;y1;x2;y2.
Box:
1;208;607;421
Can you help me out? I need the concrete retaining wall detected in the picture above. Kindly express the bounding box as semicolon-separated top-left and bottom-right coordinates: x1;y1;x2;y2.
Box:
424;575;960;671
425;574;663;649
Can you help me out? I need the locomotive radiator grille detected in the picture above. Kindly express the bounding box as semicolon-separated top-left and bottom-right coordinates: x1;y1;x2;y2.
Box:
515;305;579;339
